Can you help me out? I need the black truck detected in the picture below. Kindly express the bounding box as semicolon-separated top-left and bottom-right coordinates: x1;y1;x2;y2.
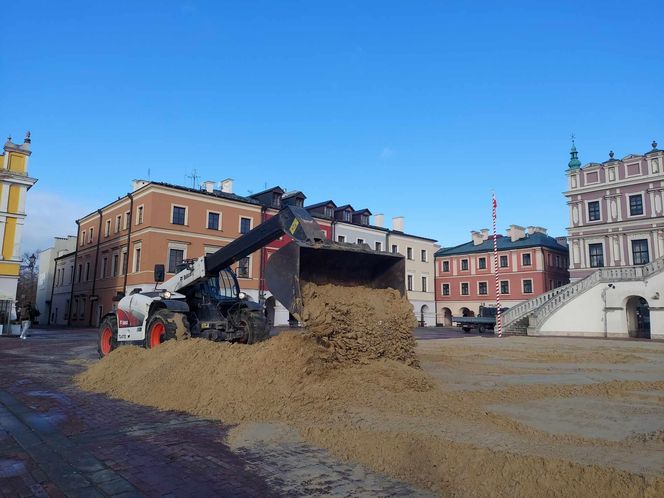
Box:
451;306;509;334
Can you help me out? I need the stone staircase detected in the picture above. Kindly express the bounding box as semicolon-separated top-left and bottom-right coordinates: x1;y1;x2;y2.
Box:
502;256;664;335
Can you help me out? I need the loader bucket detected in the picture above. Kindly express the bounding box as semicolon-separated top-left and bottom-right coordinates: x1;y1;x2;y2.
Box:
265;240;406;320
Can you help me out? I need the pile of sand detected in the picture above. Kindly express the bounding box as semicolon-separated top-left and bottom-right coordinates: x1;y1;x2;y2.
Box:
299;284;418;365
75;285;664;497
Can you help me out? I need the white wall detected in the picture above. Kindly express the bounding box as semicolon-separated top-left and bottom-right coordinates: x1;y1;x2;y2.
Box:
534;270;664;339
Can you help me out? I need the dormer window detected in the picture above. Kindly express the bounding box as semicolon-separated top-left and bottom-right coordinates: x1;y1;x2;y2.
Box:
272;193;281;208
361;215;369;225
296;198;304;208
324;206;333;217
344;211;351;222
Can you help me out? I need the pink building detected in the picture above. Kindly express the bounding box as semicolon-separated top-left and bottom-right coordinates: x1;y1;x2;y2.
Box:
565;140;664;281
434;226;569;325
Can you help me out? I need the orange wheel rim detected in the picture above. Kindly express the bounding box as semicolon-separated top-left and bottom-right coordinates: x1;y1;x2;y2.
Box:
150;322;165;348
101;327;112;355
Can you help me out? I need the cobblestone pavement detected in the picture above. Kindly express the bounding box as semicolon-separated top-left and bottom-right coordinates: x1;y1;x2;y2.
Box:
0;328;434;497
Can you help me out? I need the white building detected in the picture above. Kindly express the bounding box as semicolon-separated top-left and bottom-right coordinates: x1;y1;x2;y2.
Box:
35;235;77;325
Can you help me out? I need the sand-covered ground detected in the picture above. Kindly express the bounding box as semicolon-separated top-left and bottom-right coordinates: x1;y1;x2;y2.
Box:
75;286;664;497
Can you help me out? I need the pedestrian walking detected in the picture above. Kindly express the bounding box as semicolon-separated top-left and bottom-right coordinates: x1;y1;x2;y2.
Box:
20;302;33;339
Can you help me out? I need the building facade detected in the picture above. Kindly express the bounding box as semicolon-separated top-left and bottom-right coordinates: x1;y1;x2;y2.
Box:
0;133;38;329
72;179;264;327
49;251;76;326
386;217;438;326
565;141;664;281
435;225;569;325
35;235;77;325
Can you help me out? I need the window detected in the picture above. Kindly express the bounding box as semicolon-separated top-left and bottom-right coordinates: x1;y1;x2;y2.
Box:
522;253;531;266
237;257;250;278
361;215;369;225
133;247;141;273
442;283;450;296
478;282;488;295
124;211;130;230
421;250;427;262
337;235;346;243
500;280;509;294
240;217;251;234
112;254;119;277
272;193;281;208
77;263;82;283
121;250;128;275
208;212;220;230
101;257;108;278
105;220;111;237
85;262;90;281
442;261;450;272
375;241;382;251
421;276;427;292
588;201;600;221
556;255;561;267
589;243;604;268
632;239;649;265
324;206;333;218
407;274;413;291
343;211;351;222
89;228;94;243
500;255;508;268
629;195;644;216
115;215;121;232
172;206;186;225
357;238;365;245
391;244;398;254
523;280;533;294
137;205;144;225
168;248;184;273
461;283;469;295
461;259;469;271
478;257;486;269
407;247;413;260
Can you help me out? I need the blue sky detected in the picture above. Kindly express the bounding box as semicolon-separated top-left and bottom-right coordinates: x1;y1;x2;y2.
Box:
1;1;662;253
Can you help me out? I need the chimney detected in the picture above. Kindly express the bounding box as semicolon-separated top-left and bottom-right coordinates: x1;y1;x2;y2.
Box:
220;178;233;193
481;228;489;240
374;213;384;227
132;179;149;192
392;216;404;232
202;181;215;193
508;224;526;242
527;226;548;235
471;231;484;246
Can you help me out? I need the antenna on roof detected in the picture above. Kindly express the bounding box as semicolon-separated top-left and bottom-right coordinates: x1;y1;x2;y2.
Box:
186;169;200;188
147;168;151;180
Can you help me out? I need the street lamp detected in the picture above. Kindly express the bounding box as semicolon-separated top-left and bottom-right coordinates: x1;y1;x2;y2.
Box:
28;253;36;270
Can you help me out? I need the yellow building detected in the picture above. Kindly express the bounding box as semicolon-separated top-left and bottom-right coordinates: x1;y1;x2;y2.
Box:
0;132;38;313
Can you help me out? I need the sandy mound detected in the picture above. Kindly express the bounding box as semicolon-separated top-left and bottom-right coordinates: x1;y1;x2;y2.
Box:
75;285;664;497
300;284;418;365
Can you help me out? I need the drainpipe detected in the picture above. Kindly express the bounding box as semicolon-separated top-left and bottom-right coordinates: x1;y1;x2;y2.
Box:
258;206;267;304
67;221;81;327
47;256;58;325
122;193;134;296
88;209;103;327
331;219;336;241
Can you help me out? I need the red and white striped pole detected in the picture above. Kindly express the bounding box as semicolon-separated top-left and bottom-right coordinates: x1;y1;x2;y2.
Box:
492;192;502;337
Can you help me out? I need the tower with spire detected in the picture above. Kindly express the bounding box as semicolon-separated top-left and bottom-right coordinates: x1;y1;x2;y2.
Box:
0;132;38;333
567;136;581;169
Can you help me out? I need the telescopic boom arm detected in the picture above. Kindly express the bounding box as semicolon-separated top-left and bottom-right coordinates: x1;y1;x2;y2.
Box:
162;205;326;293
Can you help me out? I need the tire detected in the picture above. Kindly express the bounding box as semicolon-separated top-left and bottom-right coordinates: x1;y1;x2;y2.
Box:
98;315;119;358
235;308;269;344
462;326;471;333
144;309;190;350
478;325;486;334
